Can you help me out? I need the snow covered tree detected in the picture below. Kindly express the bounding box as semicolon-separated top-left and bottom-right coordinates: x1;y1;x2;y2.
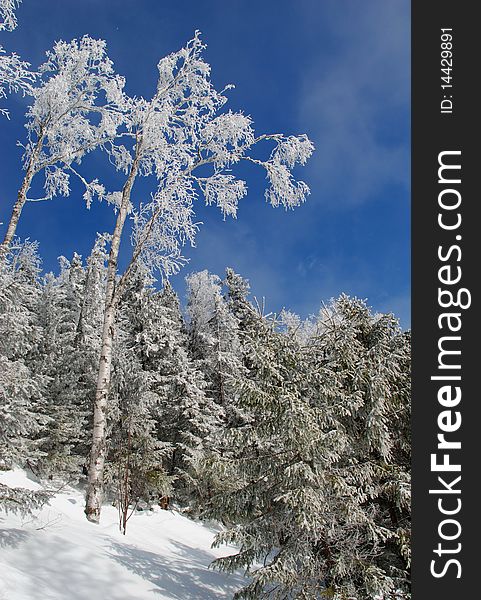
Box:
0;0;21;31
107;278;172;533
0;482;50;516
0;240;50;514
109;400;171;535
224;267;259;334
0;35;124;251
31;235;108;480
85;31;314;522
34;254;86;478
304;296;411;600
203;310;347;599
312;299;411;600
203;296;410;600
0;0;34;117
130;280;221;505
0;240;46;469
186;270;244;425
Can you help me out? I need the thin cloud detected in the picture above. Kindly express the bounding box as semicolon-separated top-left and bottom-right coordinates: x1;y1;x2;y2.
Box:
299;0;410;205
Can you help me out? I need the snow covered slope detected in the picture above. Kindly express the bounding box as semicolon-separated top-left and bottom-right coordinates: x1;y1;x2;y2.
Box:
0;470;247;600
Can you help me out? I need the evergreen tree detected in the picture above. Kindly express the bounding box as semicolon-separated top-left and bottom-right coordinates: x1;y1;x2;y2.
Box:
0;482;50;516
65;235;110;466
0;240;46;468
105;272;173;525
0;241;49;513
203;296;410;600
34;236;109;480
141;282;221;504
308;296;410;600
34;253;86;478
186;269;244;425
225;267;256;334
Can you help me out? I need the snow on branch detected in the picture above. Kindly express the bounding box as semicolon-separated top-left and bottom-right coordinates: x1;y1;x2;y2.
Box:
264;161;311;209
196;174;247;219
24;35;125;202
0;0;34;117
0;0;21;32
126;179;200;285
0;483;50;517
100;31;314;283
0;47;34;114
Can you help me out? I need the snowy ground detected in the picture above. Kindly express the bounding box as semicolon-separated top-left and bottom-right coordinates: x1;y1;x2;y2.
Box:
0;470;247;600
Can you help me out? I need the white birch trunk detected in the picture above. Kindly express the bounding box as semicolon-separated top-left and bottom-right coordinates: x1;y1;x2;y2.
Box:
0;139;41;255
84;151;141;523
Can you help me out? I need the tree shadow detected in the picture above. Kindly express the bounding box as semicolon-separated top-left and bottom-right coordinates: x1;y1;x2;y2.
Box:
109;539;247;599
4;534;148;600
0;527;30;549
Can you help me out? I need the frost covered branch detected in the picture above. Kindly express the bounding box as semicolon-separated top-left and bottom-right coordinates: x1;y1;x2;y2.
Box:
0;0;21;31
1;35;125;252
0;1;34;117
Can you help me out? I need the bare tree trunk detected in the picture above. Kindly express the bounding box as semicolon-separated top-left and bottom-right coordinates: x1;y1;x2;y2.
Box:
0;162;37;256
84;151;141;523
0;130;45;256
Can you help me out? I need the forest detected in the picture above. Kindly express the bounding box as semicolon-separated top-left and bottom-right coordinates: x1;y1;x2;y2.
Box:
1;2;411;599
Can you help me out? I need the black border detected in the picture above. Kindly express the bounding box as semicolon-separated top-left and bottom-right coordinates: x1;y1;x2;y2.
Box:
412;3;477;597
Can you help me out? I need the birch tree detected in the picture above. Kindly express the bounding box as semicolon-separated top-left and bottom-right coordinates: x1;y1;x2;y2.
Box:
34;245;108;480
186;270;245;427
84;31;314;522
0;0;34;117
0;35;124;252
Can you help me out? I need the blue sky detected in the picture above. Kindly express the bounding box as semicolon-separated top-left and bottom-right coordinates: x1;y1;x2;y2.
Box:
1;0;410;326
